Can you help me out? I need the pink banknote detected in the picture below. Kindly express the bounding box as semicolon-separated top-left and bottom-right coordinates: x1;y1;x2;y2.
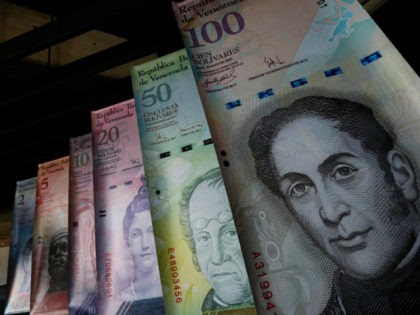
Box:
31;156;69;315
91;99;165;315
69;133;98;315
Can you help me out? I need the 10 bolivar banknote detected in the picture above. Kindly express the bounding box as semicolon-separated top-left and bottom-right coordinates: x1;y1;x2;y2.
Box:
91;99;165;315
172;0;420;314
69;133;98;315
131;49;256;315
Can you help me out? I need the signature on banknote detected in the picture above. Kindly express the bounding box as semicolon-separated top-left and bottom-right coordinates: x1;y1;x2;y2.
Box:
264;56;285;68
202;69;237;88
97;164;117;174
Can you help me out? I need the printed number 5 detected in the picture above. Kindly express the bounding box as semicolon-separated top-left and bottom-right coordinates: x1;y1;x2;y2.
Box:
41;177;48;190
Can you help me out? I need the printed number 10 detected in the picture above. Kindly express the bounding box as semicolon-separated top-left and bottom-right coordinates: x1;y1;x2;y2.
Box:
74;152;90;168
185;12;245;48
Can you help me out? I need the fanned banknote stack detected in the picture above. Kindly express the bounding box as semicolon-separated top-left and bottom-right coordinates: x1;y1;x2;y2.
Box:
172;0;420;314
31;157;69;315
5;177;37;314
69;133;98;315
131;49;256;315
91;99;165;315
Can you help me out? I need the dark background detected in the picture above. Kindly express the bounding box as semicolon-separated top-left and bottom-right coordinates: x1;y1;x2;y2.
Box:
0;0;418;218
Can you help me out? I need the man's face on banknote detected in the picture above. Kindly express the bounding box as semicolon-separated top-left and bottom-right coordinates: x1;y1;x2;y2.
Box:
128;210;157;272
270;116;418;279
189;180;250;304
48;233;68;285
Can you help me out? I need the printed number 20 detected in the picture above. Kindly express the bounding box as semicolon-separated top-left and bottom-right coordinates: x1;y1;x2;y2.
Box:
185;12;245;48
97;126;119;145
142;83;171;107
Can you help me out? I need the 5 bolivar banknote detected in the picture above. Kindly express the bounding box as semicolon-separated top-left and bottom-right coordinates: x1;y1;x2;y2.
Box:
31;157;69;315
172;0;420;314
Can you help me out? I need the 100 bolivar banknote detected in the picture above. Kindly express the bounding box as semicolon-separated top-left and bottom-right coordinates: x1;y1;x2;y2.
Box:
5;177;37;315
31;157;69;315
91;99;165;315
131;49;256;315
173;0;420;314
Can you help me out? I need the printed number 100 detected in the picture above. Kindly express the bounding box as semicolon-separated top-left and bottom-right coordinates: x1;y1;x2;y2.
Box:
185;12;245;48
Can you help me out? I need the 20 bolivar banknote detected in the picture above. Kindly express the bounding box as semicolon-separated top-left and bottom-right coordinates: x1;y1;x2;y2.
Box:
172;0;420;314
91;99;165;315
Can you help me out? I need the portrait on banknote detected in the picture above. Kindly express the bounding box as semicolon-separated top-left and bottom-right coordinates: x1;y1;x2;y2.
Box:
121;178;162;300
34;228;69;313
179;167;254;313
46;228;69;293
246;93;420;314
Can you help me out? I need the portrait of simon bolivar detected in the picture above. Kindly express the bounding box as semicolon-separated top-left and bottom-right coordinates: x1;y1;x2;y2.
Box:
179;168;255;313
248;95;420;314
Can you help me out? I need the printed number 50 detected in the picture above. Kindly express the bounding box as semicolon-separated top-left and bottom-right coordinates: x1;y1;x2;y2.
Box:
142;83;172;107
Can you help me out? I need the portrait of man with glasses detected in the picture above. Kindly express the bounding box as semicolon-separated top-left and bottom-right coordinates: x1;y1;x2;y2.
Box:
179;167;254;313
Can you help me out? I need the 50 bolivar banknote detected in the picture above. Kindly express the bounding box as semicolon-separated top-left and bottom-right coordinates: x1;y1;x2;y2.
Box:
131;49;256;315
172;0;420;314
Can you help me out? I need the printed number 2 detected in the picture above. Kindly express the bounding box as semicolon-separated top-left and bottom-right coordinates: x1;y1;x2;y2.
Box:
17;194;24;205
142;83;171;107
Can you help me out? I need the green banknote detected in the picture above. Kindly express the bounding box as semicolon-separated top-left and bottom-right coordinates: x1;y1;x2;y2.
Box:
131;49;256;315
31;157;69;315
172;0;420;314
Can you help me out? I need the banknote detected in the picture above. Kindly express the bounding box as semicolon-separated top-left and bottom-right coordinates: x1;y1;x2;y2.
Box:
91;99;165;315
31;156;69;315
69;133;98;315
172;0;420;314
131;49;256;315
5;177;37;314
